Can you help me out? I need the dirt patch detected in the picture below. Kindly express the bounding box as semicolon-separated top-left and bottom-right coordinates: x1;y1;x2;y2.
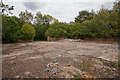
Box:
2;39;119;78
82;37;120;43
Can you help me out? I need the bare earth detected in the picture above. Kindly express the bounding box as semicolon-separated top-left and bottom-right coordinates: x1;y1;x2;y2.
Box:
2;39;119;78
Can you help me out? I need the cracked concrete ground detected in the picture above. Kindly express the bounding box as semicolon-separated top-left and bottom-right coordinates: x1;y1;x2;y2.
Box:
2;39;119;78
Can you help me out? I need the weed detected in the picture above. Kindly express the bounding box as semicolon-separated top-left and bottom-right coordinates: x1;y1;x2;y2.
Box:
52;61;56;63
84;63;88;67
115;63;120;67
73;74;78;77
118;63;120;67
81;68;85;72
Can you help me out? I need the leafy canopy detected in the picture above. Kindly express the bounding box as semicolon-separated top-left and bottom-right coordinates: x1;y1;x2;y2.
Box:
20;23;35;40
2;15;20;43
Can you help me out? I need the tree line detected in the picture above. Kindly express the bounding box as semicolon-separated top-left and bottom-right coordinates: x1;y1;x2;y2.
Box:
1;1;120;43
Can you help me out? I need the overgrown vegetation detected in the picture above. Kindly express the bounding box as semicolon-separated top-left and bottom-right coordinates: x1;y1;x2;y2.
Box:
1;1;120;43
73;74;78;77
2;15;20;43
20;23;35;40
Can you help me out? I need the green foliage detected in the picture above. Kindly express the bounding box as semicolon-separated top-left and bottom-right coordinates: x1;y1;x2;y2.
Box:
19;10;33;24
90;9;118;38
2;1;120;43
45;22;68;38
34;11;43;25
34;12;59;40
89;15;110;38
75;10;93;23
20;23;35;40
113;1;120;11
80;20;93;37
81;68;85;72
12;16;25;28
69;23;83;39
52;61;56;63
80;9;116;38
73;74;78;77
0;2;14;15
42;14;53;24
108;10;119;37
2;15;20;43
118;63;120;67
34;24;50;40
34;12;58;25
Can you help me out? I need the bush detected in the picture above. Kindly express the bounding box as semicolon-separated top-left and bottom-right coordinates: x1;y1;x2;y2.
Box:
69;23;83;39
45;22;68;38
2;15;20;43
20;23;35;40
34;24;50;40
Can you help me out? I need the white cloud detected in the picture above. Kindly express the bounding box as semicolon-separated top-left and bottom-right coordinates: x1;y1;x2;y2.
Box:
4;0;115;2
4;0;114;23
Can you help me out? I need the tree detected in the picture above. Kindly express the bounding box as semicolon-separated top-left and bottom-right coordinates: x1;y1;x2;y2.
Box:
20;23;35;40
108;10;119;37
2;15;20;43
0;0;14;15
45;22;67;38
34;12;59;40
75;10;93;23
42;14;53;24
42;14;58;25
113;0;120;11
88;9;110;38
19;10;33;24
12;16;25;28
34;11;43;25
81;20;93;37
34;12;59;26
112;1;120;37
34;24;50;40
69;23;83;39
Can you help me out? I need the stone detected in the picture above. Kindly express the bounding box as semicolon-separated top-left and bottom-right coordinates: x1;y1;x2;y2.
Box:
15;75;20;78
67;64;71;66
24;72;31;76
10;56;16;59
45;69;50;72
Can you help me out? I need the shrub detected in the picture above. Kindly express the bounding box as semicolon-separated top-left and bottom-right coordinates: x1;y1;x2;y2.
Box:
34;24;50;40
20;23;35;40
45;22;67;38
69;23;83;39
73;74;78;77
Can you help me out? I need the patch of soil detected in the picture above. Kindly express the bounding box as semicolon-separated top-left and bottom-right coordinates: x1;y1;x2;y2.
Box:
2;40;119;78
82;37;120;43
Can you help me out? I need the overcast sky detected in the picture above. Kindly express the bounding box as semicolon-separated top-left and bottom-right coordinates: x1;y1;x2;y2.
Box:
3;0;115;23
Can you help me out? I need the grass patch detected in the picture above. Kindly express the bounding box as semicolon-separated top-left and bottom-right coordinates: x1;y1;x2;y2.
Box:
81;68;85;72
73;74;78;77
83;63;88;67
118;63;120;67
52;61;56;63
115;63;120;67
81;56;92;72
